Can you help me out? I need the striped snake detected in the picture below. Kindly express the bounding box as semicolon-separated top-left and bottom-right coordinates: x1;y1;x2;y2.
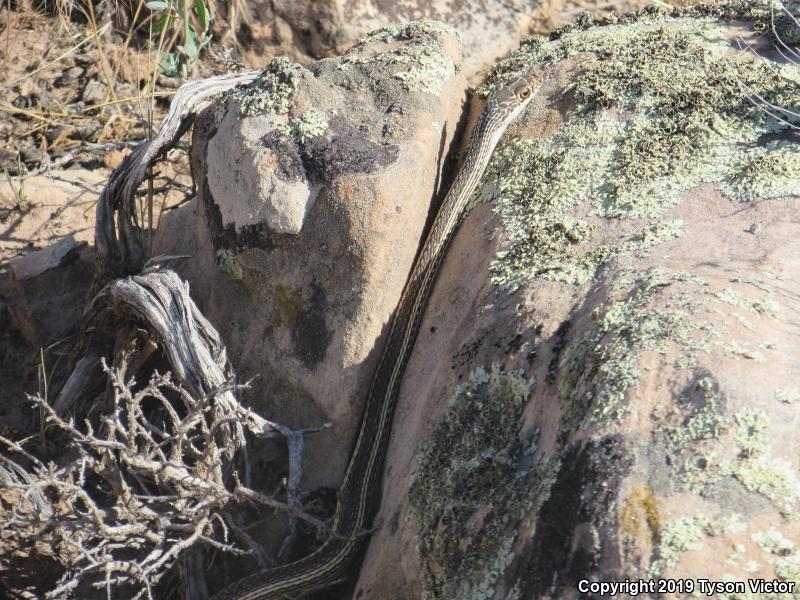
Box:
213;65;544;600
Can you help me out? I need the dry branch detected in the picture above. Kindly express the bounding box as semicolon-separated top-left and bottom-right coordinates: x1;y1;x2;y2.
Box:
1;364;329;599
2;59;336;598
93;70;259;285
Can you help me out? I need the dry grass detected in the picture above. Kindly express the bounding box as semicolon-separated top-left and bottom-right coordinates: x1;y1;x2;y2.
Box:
0;0;216;260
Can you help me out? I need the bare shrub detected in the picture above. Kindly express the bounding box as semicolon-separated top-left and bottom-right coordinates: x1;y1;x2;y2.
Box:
1;348;327;598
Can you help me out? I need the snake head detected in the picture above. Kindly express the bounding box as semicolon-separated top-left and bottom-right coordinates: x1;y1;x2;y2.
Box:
492;65;547;122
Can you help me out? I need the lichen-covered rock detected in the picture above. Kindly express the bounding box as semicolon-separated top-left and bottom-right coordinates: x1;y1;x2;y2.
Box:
338;1;531;81
238;0;656;82
156;21;466;498
206;59;320;234
354;5;800;599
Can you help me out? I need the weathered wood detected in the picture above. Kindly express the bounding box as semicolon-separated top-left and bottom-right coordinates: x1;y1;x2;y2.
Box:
93;71;259;287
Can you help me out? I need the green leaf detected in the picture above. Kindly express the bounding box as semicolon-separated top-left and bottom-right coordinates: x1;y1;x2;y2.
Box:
145;1;169;10
198;32;212;51
159;51;179;78
194;0;210;32
152;11;172;33
180;25;199;60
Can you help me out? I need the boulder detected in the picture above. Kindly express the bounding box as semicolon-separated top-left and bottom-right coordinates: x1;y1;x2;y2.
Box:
235;0;533;81
353;5;800;598
157;21;468;493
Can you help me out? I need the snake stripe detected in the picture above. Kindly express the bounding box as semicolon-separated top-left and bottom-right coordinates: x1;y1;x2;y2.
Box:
212;67;544;600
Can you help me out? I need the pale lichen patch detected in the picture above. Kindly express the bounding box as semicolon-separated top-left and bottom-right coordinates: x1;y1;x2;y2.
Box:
276;109;329;143
666;377;729;452
650;513;745;575
671;404;800;519
776;388;800;404
233;57;303;117
721;143;800;201
481;123;686;290
753;528;796;556
734;455;800;517
475;12;800;290
712;288;781;318
215;248;243;280
724;341;767;363
341;21;458;97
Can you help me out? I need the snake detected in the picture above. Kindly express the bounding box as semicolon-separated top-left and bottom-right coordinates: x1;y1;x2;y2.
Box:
212;64;544;600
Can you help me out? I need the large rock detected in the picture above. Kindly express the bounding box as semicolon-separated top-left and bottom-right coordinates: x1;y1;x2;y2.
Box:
233;0;654;82
156;21;467;494
353;5;800;598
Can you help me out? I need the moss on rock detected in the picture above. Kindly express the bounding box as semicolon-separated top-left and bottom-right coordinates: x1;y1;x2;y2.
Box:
558;268;714;434
409;365;558;600
233;57;304;117
341;20;459;97
475;9;799;291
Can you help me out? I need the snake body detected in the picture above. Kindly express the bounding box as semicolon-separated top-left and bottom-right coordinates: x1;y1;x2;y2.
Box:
214;66;544;600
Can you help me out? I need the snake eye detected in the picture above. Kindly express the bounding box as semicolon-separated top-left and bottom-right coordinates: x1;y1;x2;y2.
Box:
518;87;531;100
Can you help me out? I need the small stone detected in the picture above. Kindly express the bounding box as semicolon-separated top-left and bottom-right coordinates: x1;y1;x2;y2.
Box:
9;235;78;281
82;79;107;104
54;66;84;87
72;123;101;141
0;149;17;171
20;146;44;166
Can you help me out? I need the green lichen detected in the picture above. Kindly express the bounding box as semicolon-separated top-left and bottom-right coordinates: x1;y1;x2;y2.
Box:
475;12;800;290
277;109;329;143
293;109;328;142
391;45;454;95
234;57;303;117
409;365;557;599
678;405;800;518
484;127;687;289
753;528;796;556
666;377;729;451
341;21;457;96
734;455;800;516
682;451;727;495
734;408;769;458
758;0;800;46
650;513;744;575
721;143;800;201
724;341;767;362
776;388;800;404
215;248;243;280
776;555;800;587
558;268;712;433
362;20;455;45
712;288;781;317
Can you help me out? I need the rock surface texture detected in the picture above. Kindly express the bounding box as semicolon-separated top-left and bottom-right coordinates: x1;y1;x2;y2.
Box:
236;0;536;81
350;6;800;599
168;21;467;493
